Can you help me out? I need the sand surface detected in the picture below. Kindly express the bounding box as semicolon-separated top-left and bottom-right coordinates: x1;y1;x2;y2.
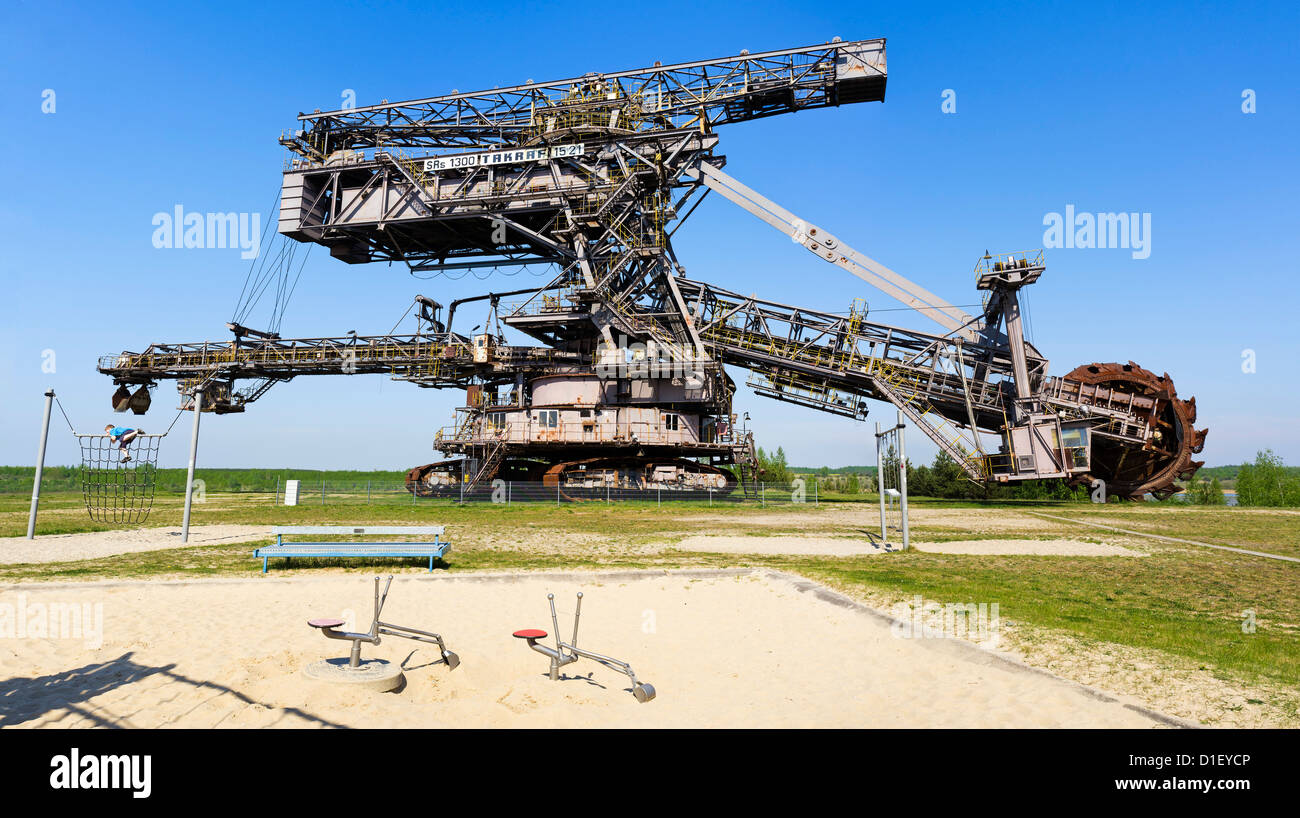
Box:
0;526;269;565
0;570;1169;728
913;539;1146;557
673;507;1068;532
672;535;1145;557
672;535;894;556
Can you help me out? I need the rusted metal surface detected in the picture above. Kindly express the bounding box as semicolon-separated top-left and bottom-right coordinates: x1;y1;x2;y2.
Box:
1062;361;1207;499
405;455;737;500
98;43;1206;505
541;457;734;500
405;458;547;497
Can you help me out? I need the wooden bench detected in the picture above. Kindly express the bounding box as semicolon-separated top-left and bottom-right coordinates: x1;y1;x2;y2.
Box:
254;526;451;573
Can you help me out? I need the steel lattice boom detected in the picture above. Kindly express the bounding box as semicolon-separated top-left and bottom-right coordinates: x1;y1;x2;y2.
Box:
283;39;885;155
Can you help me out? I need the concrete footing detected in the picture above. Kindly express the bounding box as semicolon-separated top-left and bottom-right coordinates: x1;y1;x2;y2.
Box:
303;658;404;692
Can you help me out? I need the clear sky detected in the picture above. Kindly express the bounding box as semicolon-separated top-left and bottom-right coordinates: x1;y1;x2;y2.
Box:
2;0;1296;471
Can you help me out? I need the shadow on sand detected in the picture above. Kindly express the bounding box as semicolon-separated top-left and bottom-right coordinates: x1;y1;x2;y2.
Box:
0;651;348;728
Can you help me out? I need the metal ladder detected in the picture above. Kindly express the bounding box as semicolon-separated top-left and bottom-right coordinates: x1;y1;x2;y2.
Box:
736;434;760;499
463;437;506;492
871;362;985;480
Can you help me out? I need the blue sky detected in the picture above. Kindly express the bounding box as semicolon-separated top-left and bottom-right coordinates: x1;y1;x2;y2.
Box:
1;0;1297;471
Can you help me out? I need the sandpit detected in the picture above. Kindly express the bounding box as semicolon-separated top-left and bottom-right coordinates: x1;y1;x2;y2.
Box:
0;569;1173;728
672;535;893;556
0;525;270;565
672;535;1145;557
672;507;1068;533
914;539;1146;557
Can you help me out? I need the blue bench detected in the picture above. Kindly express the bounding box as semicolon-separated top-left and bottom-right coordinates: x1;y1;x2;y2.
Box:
254;526;451;573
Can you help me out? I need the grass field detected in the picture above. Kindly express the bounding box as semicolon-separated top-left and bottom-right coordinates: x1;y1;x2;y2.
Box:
5;488;1299;721
0;466;409;494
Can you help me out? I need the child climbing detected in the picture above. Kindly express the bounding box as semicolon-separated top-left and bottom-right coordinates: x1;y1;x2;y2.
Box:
105;424;142;462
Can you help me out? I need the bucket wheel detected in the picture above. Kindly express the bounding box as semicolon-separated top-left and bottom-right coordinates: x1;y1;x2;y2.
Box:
1063;361;1207;500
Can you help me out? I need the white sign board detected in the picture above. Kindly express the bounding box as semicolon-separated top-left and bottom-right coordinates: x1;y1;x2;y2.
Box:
284;479;300;507
423;143;584;173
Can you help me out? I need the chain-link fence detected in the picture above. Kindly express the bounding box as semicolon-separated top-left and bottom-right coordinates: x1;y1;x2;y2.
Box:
237;478;827;506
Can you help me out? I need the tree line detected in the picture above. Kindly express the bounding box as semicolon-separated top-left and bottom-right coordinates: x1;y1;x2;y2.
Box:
1184;449;1299;506
788;448;1298;506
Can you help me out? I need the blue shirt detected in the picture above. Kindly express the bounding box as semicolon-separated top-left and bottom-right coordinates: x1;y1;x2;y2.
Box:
109;427;134;438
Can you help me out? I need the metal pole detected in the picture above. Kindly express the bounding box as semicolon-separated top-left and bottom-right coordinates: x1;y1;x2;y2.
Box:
26;389;55;540
572;592;583;649
876;421;886;542
275;475;280;505
367;479;371;504
181;390;203;544
897;409;910;550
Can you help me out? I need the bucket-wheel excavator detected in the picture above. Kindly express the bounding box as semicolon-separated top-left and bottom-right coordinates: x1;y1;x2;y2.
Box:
100;37;1204;499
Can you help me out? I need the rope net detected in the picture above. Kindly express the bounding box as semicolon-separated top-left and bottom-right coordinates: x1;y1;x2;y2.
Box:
76;433;164;524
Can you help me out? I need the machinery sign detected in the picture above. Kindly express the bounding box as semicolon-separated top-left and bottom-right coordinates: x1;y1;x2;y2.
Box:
423;143;584;172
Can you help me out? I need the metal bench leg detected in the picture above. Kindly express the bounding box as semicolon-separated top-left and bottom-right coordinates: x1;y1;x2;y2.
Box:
262;556;268;573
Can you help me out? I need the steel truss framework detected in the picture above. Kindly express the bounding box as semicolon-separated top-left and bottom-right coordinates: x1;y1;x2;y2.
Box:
101;37;1205;498
283;39;886;154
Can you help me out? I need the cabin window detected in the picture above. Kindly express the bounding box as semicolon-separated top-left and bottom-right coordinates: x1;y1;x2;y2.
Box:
537;410;559;429
1061;426;1089;468
662;413;680;431
487;412;505;430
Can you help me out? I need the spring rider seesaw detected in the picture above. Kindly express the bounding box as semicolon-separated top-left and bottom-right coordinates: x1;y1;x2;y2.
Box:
513;592;656;703
305;575;460;692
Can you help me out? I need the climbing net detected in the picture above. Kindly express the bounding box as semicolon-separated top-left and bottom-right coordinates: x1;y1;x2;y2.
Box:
74;433;164;524
55;396;182;525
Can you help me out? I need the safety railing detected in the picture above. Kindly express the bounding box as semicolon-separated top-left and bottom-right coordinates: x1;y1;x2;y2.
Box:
746;370;864;417
379;146;437;198
500;287;584;317
975;452;1011;478
701;315;1011;421
433;416;740;449
871;359;985;477
973;249;1045;279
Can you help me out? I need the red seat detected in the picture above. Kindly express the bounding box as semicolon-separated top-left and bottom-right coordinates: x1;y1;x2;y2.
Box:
513;629;547;639
308;618;347;629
